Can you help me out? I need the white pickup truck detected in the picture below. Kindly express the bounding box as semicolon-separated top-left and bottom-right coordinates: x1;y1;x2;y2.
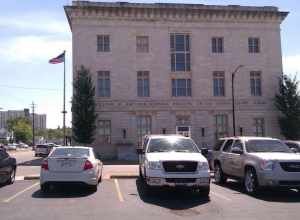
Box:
137;135;210;196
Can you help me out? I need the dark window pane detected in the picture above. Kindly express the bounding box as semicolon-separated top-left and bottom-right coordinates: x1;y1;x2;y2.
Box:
175;35;185;51
176;53;185;71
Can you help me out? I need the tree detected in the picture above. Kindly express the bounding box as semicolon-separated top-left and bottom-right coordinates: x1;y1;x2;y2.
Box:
72;66;97;144
7;117;32;143
275;75;300;139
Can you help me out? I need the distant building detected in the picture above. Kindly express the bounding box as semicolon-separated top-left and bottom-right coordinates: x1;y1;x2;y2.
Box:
0;109;47;130
65;1;288;159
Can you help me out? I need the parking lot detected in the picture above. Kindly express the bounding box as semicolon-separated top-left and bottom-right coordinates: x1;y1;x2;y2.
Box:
1;177;300;220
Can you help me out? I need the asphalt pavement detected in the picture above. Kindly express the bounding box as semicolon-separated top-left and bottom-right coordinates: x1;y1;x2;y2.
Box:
1;178;300;220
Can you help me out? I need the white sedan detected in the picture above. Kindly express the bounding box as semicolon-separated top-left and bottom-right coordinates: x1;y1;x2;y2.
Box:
40;146;102;193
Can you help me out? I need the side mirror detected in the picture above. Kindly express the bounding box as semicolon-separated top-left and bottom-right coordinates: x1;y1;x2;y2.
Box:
201;148;209;156
231;147;243;154
136;148;145;154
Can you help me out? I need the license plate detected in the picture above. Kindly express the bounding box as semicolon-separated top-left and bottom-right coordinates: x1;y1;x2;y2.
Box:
60;160;74;167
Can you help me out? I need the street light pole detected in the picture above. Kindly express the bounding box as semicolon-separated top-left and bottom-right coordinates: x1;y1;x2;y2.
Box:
231;65;244;137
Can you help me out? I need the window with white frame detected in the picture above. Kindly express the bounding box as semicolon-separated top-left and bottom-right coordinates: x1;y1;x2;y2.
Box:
170;33;191;72
137;116;152;145
215;114;228;138
213;71;225;96
136;36;149;53
248;37;260;53
97;35;110;52
172;79;191;97
254;118;265;137
98;71;110;97
212;37;224;53
137;71;150;97
250;71;262;96
98;120;111;144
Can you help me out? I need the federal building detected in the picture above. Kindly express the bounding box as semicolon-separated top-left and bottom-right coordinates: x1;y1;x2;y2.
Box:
65;1;288;159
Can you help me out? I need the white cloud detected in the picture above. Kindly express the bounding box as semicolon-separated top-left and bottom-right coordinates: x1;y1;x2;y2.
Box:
283;54;300;75
0;36;71;63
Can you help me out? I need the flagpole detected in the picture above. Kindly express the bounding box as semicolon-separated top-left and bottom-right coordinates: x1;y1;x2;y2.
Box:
63;50;66;145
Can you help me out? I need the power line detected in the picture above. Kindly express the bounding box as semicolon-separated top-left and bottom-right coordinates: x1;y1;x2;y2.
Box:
0;84;62;92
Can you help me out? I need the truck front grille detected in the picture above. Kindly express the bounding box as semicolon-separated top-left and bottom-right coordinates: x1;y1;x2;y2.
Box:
162;161;198;173
280;162;300;172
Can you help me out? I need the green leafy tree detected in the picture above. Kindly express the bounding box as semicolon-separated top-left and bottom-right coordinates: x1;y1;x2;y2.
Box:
275;75;300;139
7;117;32;143
72;66;97;144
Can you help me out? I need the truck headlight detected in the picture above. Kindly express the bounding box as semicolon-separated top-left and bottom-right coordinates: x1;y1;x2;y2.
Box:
260;160;275;171
198;162;209;171
148;161;162;170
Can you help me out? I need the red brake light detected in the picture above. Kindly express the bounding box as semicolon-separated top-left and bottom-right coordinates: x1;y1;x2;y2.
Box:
84;160;93;170
41;160;48;170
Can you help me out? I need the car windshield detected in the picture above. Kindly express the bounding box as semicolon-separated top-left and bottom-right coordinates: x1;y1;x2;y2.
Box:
245;140;292;153
50;148;90;157
147;137;199;153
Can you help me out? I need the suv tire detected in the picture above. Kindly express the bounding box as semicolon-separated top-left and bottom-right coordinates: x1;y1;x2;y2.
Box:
244;168;259;195
214;163;227;184
6;167;16;185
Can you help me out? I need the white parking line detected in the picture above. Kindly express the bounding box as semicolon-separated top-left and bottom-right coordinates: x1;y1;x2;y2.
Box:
211;191;232;202
114;179;124;202
3;182;39;203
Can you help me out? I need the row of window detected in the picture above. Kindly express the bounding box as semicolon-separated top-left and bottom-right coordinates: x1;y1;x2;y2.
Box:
97;116;265;144
97;71;262;97
97;34;260;72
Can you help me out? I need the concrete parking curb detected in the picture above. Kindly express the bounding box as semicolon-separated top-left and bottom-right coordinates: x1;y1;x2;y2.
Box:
24;175;40;180
109;174;139;179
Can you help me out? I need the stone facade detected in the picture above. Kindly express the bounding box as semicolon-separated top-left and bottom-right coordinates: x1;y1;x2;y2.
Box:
65;1;288;159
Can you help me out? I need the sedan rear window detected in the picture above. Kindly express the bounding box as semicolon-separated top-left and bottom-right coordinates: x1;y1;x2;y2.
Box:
245;140;292;153
51;148;90;157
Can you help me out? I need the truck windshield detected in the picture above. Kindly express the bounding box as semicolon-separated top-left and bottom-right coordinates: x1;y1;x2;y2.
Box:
147;138;199;153
245;140;292;153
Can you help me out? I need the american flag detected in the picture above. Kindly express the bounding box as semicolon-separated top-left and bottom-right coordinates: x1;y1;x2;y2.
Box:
49;52;65;64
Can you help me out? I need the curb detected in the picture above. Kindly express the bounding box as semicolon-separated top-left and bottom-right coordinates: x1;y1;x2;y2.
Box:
109;175;139;179
24;175;40;180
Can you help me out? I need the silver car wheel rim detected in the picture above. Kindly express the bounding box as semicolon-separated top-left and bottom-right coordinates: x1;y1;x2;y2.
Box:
215;166;221;182
245;171;254;192
10;169;15;182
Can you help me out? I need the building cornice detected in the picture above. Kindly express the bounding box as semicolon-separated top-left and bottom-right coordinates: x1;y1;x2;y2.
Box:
64;2;288;30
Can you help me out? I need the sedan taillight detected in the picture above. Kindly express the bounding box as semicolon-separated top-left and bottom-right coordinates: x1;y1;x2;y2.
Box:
41;160;49;170
84;160;93;170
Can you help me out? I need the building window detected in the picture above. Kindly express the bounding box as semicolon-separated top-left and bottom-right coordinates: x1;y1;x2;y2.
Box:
137;116;151;145
136;36;149;53
248;37;260;53
172;79;191;97
98;120;111;144
98;71;110;97
254;118;265;136
170;33;191;72
250;71;262;96
212;37;223;53
215;114;228;138
97;35;110;52
213;71;225;96
137;71;150;97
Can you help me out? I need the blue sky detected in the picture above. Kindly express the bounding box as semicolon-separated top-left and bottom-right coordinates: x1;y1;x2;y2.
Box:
0;0;299;128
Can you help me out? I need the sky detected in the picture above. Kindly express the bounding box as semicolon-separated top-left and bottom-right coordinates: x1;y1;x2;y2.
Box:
0;0;299;128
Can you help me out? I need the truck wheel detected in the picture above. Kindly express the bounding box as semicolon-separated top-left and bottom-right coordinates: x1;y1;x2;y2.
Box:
214;163;227;184
139;166;144;180
197;186;210;198
244;168;259;195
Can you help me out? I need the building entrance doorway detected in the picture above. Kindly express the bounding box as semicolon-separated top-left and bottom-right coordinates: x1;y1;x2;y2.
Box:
176;126;191;137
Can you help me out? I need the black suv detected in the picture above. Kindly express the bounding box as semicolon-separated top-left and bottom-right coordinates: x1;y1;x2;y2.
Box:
0;149;17;185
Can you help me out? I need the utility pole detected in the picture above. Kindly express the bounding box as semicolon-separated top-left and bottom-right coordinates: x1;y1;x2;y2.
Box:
31;102;36;146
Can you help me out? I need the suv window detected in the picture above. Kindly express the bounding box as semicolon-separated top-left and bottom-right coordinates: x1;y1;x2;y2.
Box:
214;140;225;151
231;140;243;153
222;139;234;152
